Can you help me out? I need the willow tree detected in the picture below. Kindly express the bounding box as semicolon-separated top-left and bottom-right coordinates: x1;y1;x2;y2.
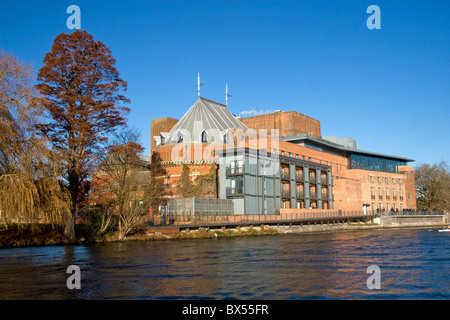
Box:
0;50;70;226
36;30;130;241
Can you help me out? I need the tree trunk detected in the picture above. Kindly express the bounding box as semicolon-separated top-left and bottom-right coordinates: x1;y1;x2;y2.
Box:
64;212;76;242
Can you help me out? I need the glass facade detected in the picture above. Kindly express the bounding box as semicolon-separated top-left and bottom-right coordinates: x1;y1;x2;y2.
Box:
349;153;407;173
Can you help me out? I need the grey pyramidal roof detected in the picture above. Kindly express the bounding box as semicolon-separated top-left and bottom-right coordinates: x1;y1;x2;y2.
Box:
160;96;248;144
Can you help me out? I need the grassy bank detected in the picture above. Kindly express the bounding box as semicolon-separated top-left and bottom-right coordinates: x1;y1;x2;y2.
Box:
0;224;96;249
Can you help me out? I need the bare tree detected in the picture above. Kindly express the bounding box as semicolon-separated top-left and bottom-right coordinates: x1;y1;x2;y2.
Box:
415;161;450;211
91;127;164;240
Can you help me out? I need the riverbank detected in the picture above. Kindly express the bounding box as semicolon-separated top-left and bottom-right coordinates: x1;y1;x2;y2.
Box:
1;214;448;248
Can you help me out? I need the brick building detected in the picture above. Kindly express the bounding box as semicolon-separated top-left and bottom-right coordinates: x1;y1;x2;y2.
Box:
150;96;416;214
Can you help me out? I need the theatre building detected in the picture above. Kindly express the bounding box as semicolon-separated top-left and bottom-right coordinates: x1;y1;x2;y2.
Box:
150;96;416;215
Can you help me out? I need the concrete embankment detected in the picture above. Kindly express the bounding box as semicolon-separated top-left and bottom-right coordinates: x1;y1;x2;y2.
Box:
145;215;450;240
142;214;449;240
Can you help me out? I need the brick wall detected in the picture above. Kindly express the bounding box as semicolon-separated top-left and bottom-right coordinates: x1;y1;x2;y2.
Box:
398;165;417;209
150;117;179;152
240;111;321;138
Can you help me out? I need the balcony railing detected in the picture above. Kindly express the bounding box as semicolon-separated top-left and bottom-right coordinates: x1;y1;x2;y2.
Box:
281;171;290;180
226;187;244;196
379;195;383;200
310;193;317;200
226;165;244;176
296;174;304;182
281;190;290;198
296;192;304;199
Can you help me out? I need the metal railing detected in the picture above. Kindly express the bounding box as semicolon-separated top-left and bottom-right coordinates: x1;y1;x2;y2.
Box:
281;171;290;180
226;187;244;196
281;190;290;198
386;209;446;216
226;165;244;176
148;209;380;229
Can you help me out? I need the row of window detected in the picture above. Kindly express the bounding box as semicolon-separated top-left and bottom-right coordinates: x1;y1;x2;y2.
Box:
279;150;311;162
282;200;330;209
370;187;412;201
370;176;403;185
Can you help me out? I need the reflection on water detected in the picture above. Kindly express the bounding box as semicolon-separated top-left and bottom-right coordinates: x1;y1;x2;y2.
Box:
0;228;449;299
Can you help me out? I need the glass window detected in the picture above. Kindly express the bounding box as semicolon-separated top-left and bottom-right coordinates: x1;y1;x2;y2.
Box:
201;131;207;143
349;154;406;173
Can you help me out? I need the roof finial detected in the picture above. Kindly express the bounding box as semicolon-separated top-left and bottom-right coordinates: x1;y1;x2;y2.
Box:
225;83;231;107
197;73;204;97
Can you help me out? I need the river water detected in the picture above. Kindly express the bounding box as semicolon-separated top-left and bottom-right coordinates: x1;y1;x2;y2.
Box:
0;228;448;300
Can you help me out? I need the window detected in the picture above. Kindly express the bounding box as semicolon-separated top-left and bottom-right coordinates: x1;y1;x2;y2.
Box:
295;154;299;159
223;133;227;144
349;153;407;173
201;130;207;143
177;131;183;143
392;178;396;184
289;152;292;158
281;151;285;156
378;177;381;183
385;178;388;184
407;172;410;178
370;176;374;183
408;194;412;200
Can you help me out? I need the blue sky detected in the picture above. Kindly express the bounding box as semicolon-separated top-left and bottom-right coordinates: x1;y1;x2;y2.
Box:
1;0;449;166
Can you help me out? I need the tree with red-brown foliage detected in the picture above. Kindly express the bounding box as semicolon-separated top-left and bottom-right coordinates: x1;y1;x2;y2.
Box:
36;30;130;241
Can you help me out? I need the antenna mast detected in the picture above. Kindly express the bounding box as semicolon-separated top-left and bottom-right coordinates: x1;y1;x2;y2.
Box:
197;73;204;97
225;83;231;107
